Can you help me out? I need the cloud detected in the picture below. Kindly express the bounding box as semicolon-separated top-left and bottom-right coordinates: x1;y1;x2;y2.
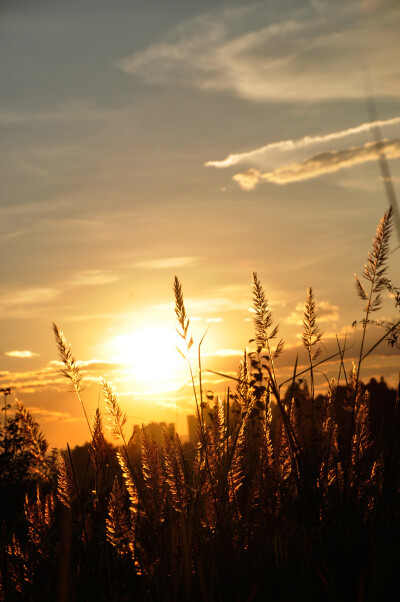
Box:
232;168;262;191
66;270;118;287
21;406;81;424
233;138;400;187
285;300;340;325
380;175;400;183
0;100;112;126
204;348;244;357
132;256;200;270
316;301;341;324
63;312;119;322
116;2;400;103
175;296;248;314
12;154;53;181
0;363;64;393
150;284;251;317
0;269;119;317
0;359;125;395
0;287;60;316
78;359;123;372
206;116;400;169
1;379;65;393
5;350;39;358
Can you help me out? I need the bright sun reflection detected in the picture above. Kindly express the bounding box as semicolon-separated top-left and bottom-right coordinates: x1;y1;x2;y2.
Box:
112;326;185;387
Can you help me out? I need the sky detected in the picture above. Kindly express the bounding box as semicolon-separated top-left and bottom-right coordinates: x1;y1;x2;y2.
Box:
1;0;400;449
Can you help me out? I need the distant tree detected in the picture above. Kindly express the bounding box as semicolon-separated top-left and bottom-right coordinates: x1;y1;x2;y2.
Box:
0;401;57;532
0;412;33;486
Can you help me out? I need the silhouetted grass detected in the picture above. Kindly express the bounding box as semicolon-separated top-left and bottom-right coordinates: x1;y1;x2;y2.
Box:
1;208;400;601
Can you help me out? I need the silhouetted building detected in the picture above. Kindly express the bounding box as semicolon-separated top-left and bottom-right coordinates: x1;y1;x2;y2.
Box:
132;420;175;448
187;414;197;445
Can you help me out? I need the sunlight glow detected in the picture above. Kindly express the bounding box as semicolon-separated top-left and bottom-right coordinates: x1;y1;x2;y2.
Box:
112;326;185;387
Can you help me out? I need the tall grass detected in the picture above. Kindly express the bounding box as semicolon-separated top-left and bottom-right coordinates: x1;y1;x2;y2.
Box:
1;208;400;601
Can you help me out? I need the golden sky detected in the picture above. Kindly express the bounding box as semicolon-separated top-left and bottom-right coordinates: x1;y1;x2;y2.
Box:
1;0;400;448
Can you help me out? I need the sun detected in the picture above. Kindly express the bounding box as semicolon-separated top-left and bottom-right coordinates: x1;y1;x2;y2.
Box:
111;325;186;388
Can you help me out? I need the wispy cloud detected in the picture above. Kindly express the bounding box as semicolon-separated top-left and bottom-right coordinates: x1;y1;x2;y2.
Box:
116;2;400;103
0;359;122;395
204;348;244;357
78;359;123;372
65;270;118;287
0;364;65;394
22;405;81;424
233;138;400;188
0;100;112;126
0;287;59;316
5;350;39;358
285;300;340;326
232;169;262;191
379;175;400;183
132;256;200;270
152;294;248;317
64;312;120;322
206;116;400;169
0;270;119;317
12;154;53;181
